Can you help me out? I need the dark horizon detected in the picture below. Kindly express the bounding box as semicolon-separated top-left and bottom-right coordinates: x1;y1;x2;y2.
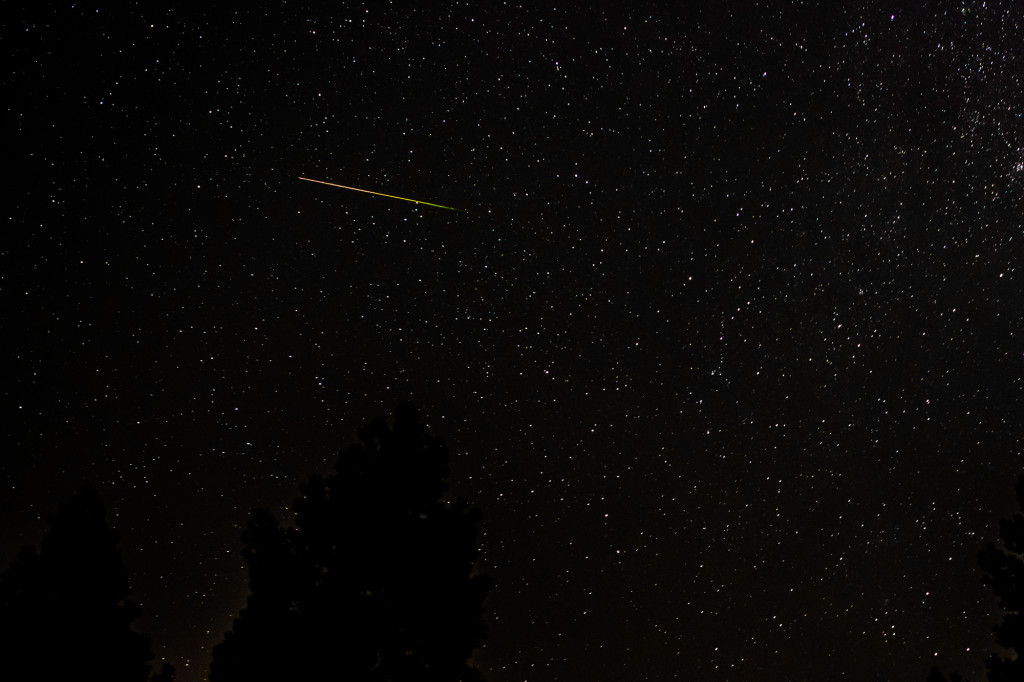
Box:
4;2;1023;680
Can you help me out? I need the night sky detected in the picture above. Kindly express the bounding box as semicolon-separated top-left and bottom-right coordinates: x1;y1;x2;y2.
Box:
3;2;1024;680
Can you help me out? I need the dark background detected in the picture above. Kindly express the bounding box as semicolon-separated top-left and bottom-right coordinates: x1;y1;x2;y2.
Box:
3;2;1023;680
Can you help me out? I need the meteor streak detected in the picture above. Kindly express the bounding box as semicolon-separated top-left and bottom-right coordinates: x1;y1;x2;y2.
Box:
298;176;461;211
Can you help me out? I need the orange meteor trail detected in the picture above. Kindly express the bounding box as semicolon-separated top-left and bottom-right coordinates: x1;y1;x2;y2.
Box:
298;176;460;211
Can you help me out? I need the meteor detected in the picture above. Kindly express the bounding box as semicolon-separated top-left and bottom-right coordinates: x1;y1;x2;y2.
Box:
298;176;461;211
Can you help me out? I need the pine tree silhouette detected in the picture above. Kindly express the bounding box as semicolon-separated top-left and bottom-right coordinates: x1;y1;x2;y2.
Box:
0;486;159;681
927;665;966;682
930;474;1024;681
211;402;490;682
151;662;177;682
976;475;1024;681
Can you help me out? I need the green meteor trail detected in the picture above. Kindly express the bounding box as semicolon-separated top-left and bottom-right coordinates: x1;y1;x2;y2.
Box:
298;176;461;211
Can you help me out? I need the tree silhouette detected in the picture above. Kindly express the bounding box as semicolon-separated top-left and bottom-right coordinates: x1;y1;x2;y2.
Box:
0;486;161;681
930;474;1024;682
976;475;1024;681
211;402;491;682
151;662;177;682
927;666;965;682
